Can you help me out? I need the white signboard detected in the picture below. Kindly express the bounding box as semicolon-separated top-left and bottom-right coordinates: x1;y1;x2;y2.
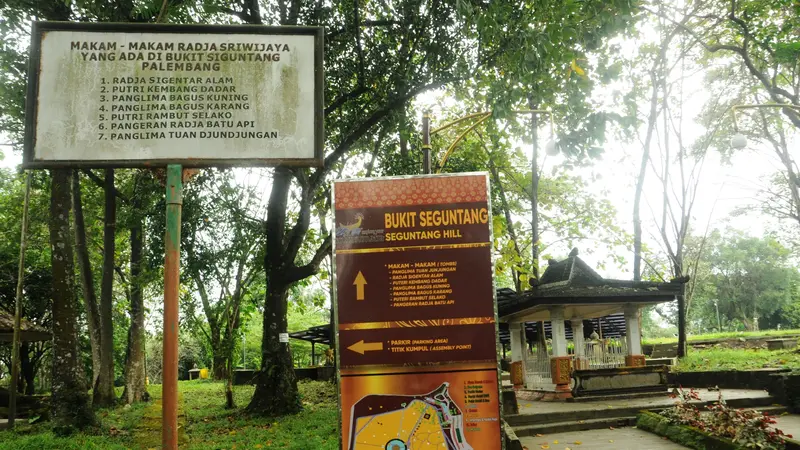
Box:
24;22;323;168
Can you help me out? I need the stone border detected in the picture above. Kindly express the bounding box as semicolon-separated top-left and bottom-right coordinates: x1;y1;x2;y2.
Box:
636;411;742;449
637;411;800;450
670;368;789;390
502;419;523;450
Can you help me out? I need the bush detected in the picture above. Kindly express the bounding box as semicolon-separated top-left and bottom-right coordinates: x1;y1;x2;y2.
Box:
660;387;791;449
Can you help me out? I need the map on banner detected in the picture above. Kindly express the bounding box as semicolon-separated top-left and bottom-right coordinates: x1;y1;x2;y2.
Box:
348;383;472;450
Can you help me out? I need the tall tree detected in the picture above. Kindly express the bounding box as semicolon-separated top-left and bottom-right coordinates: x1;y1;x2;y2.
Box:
699;230;797;330
93;169;117;407
0;169;52;395
71;172;102;389
656;0;800;129
182;170;264;384
121;172;150;404
48;169;95;433
0;0;101;430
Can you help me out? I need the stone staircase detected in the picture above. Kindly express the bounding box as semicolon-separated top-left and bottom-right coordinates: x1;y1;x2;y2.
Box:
507;394;784;437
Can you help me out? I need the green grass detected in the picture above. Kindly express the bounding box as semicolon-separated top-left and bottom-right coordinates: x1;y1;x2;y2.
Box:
643;328;800;345
0;380;338;449
674;347;800;372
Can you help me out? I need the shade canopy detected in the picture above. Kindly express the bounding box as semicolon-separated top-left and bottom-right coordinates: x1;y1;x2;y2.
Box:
289;324;331;346
497;254;686;323
0;311;50;342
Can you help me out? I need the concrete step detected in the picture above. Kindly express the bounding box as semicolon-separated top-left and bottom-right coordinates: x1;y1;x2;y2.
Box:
514;416;637;436
506;395;781;427
506;406;642;427
569;390;669;403
510;403;788;437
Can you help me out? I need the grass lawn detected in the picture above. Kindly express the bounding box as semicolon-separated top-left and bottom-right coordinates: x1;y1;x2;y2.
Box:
0;380;338;450
675;347;800;372
644;328;800;345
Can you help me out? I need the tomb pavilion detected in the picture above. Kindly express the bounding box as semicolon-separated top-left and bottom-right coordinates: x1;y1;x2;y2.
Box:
497;251;687;400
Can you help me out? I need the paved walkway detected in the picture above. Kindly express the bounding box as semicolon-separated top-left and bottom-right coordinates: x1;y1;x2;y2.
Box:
517;389;772;415
774;415;800;439
132;395;186;448
520;427;686;449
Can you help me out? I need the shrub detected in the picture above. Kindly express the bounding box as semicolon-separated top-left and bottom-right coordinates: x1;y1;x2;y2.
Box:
660;387;791;449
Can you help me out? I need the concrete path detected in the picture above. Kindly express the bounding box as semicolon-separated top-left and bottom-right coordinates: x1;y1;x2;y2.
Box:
520;427;687;449
773;414;800;440
132;395;186;448
517;388;772;415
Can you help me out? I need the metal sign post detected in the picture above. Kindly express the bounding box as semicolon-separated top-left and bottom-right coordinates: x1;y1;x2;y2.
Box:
162;164;182;449
9;171;33;429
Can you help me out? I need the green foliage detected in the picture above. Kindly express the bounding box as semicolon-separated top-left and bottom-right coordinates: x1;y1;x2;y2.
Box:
637;411;724;450
644;328;800;345
653;388;789;449
675;347;800;372
0;169;52;390
683;229;800;333
297;380;337;407
0;380;339;449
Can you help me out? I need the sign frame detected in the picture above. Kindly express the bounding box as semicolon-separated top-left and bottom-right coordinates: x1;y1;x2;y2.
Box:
23;21;325;169
331;172;504;450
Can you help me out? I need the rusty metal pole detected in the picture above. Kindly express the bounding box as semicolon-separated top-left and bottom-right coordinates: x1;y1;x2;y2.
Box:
162;164;182;450
422;112;431;174
9;171;32;429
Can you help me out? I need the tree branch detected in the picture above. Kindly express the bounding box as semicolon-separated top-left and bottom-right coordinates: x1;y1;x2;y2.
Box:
312;78;456;191
287;233;332;283
80;169;130;204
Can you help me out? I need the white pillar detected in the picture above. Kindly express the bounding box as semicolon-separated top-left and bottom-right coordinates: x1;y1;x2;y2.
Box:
509;322;526;362
571;318;585;357
550;306;567;356
625;304;642;355
571;317;587;370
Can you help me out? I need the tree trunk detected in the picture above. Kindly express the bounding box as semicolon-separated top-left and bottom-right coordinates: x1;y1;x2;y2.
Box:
207;322;225;380
49;169;95;433
248;168;299;414
328;258;337;378
488;157;523;293
71;171;102;387
247;282;299;414
94;169;116;407
213;353;228;381
20;342;35;395
225;357;235;409
528;99;540;281
122;190;149;404
634;69;664;282
528;98;547;349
